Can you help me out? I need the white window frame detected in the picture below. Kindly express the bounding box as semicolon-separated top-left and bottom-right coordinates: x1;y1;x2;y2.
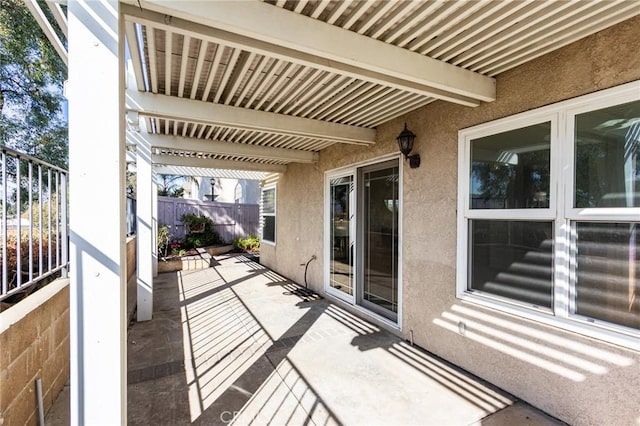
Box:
323;154;403;329
457;80;640;350
261;184;276;245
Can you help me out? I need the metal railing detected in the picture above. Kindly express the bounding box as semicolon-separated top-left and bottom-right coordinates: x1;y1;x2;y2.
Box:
1;146;68;301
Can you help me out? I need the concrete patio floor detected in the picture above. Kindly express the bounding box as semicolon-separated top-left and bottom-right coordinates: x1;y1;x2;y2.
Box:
47;253;564;425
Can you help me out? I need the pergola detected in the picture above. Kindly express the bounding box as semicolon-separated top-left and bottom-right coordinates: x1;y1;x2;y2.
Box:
26;0;640;423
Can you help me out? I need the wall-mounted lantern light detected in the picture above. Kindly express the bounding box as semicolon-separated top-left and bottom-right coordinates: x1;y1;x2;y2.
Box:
396;123;420;169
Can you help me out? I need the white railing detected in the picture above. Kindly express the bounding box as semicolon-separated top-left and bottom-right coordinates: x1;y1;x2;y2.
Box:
1;146;68;301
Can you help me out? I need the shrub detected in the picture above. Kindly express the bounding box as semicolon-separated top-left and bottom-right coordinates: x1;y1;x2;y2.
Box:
3;232;59;292
180;213;209;234
157;224;172;259
180;214;222;248
233;236;260;252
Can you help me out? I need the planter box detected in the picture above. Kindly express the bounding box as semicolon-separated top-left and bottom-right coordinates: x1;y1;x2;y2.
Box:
157;258;184;273
205;244;233;256
157;244;234;273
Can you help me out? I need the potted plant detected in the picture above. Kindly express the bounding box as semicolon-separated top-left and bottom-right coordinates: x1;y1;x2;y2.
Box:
181;213;207;234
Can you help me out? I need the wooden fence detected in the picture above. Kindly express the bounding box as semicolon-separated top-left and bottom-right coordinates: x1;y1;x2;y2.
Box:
157;196;259;243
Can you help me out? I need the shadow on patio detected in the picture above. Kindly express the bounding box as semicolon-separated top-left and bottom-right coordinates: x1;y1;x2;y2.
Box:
126;253;562;425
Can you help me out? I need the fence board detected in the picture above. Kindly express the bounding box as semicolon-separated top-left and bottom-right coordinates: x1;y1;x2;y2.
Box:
157;196;259;243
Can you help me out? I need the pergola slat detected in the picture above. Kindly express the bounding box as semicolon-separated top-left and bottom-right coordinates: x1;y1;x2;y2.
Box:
245;58;281;109
264;64;304;113
383;1;448;45
485;3;640;76
201;44;225;102
333;86;393;124
326;0;352;25
190;40;208;99
234;55;269;107
177;35;190;98
415;1;511;55
368;1;418;40
164;31;172;95
254;62;296;110
213;48;241;103
456;0;586;68
223;51;255;105
146;26;158;93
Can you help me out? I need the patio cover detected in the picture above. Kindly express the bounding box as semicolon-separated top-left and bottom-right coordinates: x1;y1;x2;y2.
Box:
28;0;640;173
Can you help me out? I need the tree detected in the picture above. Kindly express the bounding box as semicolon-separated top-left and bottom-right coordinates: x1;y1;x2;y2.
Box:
157;174;190;198
0;0;68;169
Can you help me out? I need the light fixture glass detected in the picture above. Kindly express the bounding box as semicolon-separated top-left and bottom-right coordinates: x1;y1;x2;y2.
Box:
396;123;420;168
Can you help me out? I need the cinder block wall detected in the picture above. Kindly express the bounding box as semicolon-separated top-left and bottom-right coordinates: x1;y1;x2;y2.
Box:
127;235;137;282
0;279;70;425
126;236;138;321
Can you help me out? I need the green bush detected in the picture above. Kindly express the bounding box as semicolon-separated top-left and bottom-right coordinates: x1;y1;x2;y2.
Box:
157;224;172;258
233;236;260;252
180;213;210;230
180;213;222;248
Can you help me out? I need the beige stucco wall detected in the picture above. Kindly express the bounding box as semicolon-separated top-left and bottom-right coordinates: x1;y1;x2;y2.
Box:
261;16;640;425
0;279;70;425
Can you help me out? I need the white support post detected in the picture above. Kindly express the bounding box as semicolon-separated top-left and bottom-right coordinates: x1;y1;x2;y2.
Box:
68;1;126;424
135;130;153;321
152;173;158;278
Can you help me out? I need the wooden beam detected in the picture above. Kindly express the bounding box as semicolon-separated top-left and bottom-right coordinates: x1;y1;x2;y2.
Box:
136;132;319;163
152;154;288;173
125;24;146;92
126;90;376;146
121;3;494;106
153;165;271;180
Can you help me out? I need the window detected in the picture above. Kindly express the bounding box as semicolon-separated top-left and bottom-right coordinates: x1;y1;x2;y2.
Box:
574;101;640;208
469;220;553;309
458;81;640;347
261;186;276;244
471;122;551;210
573;222;639;330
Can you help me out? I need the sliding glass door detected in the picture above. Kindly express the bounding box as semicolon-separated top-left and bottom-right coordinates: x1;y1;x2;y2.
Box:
358;161;399;321
325;158;401;323
328;175;355;301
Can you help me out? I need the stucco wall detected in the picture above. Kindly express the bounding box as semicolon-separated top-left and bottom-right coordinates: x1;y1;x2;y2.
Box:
261;16;640;425
0;279;70;425
260;165;324;288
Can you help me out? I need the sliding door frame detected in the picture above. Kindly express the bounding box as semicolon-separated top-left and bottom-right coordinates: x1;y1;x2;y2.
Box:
323;154;404;328
325;170;357;304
